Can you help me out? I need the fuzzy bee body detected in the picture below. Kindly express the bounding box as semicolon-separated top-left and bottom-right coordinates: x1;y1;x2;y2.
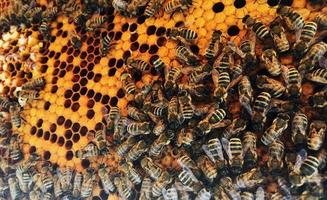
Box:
127;106;148;122
58;167;73;192
168;96;179;128
309;88;327;108
242;132;257;169
164;0;193;14
305;68;327;84
152;57;166;71
293;21;317;59
195;188;212;200
178;91;194;123
197;155;217;183
43;7;58;21
126;140;148;161
277;6;304;31
177;168;201;193
307;120;326;151
235;168;263;189
98;164;116;193
8;174;22;200
120;72;136;95
72;172;83;198
238;76;253;115
0;97;12;111
115;176;134;200
314;13;327;29
86;16;107;31
267;140;285;171
205;30;222;60
152;171;173;197
145;0;164;18
270;23;290;53
39;21;51;40
213;70;230;101
126;58;151;72
75;142;99;159
140;157;163;181
21;77;45;90
299;42;327;73
292;112;308;145
80;169;96;198
112;0;128;15
139;177;152;200
300;155;320;177
117;137;136;157
243;15;271;40
9;104;22;129
261;49;281;76
261;113;290;146
227;137;243;174
252;92;271;131
127;121;151;136
282;66;302;98
256;75;285;98
149;133;171;157
101;34;115;57
168;28;198;41
175;45;200;66
121;162;142;185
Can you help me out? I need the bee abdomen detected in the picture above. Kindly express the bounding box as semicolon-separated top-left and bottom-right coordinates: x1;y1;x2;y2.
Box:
300;156;319;176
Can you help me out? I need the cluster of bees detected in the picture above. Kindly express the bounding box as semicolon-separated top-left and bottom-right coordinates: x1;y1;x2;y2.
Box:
0;0;326;199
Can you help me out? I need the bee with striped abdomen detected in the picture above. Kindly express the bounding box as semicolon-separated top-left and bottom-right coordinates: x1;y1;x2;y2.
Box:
195;188;212;200
152;56;166;72
8;134;23;164
300;155;320;177
219;176;241;199
261;113;290;146
140;157;163;181
167;27;198;42
261;49;282;76
177;168;202;193
126;58;151;72
100;33;116;57
277;177;292;199
147;111;166;135
104;106;120;133
120;71;136;95
270;18;290;53
57;167;74;193
39;162;54;192
242;15;271;40
0;121;10;137
42;7;58;22
212;69;230;102
205;30;222;61
113;116;129;142
98;163;116;193
267;140;285;172
281;66;302;98
252;92;271;132
242;132;257;169
126;0;149;16
314;13;327;30
197;155;217;183
164;0;193;14
86;16;107;31
299;42;327;74
139;177;152;200
240;31;257;67
178;90;194;124
277;6;304;31
197;108;227;135
238;76;253;115
21;77;45;90
187;64;212;84
152;171;174;197
305;68;327;84
15;165;34;193
114;176;135;200
69;31;82;50
127;121;152;136
126;140;148;161
10;103;23;128
116;136;137;157
168;96;179;129
307;120;326;151
292;112;308;145
80;168;96;198
127;105;148;122
225;137;244;175
8;172;22;200
144;0;164;18
72;171;83;198
112;0;128;16
293;21;317;60
89;129;109;155
177;154;201;178
203;138;228;177
73;11;88;27
162;186;178;200
135;85;152;106
0;97;12;111
39;21;51;40
121;161;142;185
222;118;247;139
175;43;200;66
149;132;171;157
75;141;99;159
256;75;286;98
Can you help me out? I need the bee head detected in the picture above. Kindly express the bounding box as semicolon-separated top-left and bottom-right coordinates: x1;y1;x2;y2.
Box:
293;42;308;60
288;85;301;98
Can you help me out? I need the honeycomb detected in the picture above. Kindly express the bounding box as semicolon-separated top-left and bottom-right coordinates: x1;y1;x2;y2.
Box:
0;0;325;199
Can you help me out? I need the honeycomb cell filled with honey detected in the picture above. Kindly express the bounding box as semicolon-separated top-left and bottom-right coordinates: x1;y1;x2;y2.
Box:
0;0;325;199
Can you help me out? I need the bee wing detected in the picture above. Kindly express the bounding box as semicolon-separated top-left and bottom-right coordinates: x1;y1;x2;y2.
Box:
202;145;216;163
211;69;220;87
211;119;231;129
255;186;265;200
294;149;307;172
221;137;232;159
281;65;289;85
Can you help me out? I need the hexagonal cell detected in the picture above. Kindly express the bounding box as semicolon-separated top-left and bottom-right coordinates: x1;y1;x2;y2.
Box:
66;150;74;160
71;102;80;112
43;151;51;160
80;126;88;136
57;136;65;147
65;140;73;150
50;134;58;143
36;129;44;138
72;133;80;143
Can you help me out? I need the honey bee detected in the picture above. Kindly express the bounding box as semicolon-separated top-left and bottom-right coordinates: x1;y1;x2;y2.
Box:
39;21;51;40
195;188;212;200
8;134;23;164
116;136;137;157
72;171;83;198
168;96;179;128
126;0;149;16
261;49;282;76
75;141;99;159
175;43;200;66
86;16;107;31
235;168;263;190
305;68;327;84
0;177;8;198
0;121;10;137
68;31;82;50
29;188;42;200
121;162;142;185
219;176;241;199
126;140;148;161
277;6;304;31
197;107;227;135
224;137;243;175
165;67;183;95
15;89;40;107
112;0;128;16
291;112;308;145
100;33;116;57
126;58;151;72
270;18;290;53
42;7;58;21
151;56;166;72
197;155;217;183
53;174;63;198
140;157;163;181
241;191;253;200
300;155;320;177
293;21;318;60
114;175;135;200
149;133;171;157
98;163;116;193
314;13;327;30
238;76;253;115
120;71;136;95
281;66;302;98
267;140;285;172
213;45;235;72
8;173;22;200
144;0;164;18
127;121;152;136
15;165;34;193
57;167;73;192
299;42;327;74
127;105;148;122
261;113;290;146
205;30;222;60
113;116;130;143
162;186;178;200
177;168;202;193
152;171;173;197
167;27;198;42
252;92;272;132
81;168;96;198
39;163;54;192
73;12;88;27
256;75;286;98
212;69;230;102
164;0;193;14
135;85;152;105
188;64;212;84
21;77;45;90
242;15;271;40
277;177;291;199
242;132;257;169
178;90;194;124
203;138;227;178
177;154;201;177
240;32;257;67
309;87;327;108
307;120;326;151
139;177;152;200
0;97;12;111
